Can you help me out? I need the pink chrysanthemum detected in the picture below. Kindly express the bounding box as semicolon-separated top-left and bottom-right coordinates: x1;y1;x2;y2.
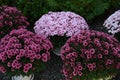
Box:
0;29;53;76
0;6;29;38
60;30;120;80
34;11;89;55
34;11;89;37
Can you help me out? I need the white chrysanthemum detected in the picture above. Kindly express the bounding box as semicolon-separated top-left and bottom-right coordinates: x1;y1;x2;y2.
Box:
103;10;120;35
34;11;89;37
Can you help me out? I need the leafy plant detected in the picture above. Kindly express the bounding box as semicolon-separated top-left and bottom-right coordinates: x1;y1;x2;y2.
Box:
0;29;53;76
34;11;88;51
60;30;120;80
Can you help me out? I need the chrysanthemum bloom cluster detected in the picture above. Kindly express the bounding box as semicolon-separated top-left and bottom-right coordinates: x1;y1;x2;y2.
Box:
0;29;53;76
34;11;89;37
0;6;29;38
60;30;120;80
103;10;120;35
34;11;89;54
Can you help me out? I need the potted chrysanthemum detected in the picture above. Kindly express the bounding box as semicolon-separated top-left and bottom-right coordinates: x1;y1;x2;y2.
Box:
0;6;29;38
0;29;53;80
34;11;89;56
103;10;120;42
60;30;120;80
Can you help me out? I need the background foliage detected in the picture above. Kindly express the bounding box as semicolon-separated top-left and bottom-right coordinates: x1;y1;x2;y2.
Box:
0;0;120;27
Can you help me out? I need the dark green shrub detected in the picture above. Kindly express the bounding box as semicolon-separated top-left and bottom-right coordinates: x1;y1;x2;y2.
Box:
15;0;111;24
0;0;15;6
0;0;119;26
109;0;120;9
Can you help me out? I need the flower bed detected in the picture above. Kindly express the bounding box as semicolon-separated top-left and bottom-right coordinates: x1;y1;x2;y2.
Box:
60;30;120;80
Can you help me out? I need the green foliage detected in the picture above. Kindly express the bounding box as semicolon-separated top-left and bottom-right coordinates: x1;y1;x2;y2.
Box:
61;0;110;20
73;68;119;80
0;0;120;26
109;0;120;9
49;35;69;48
0;0;15;6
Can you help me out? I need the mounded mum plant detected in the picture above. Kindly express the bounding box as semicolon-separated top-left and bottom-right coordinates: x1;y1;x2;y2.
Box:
103;10;120;35
60;30;120;80
0;6;29;38
34;11;89;55
0;28;53;76
103;10;120;42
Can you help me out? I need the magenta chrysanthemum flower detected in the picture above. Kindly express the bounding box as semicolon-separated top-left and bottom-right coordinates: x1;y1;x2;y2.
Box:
0;6;29;38
60;30;120;80
0;29;53;76
103;10;120;35
34;11;89;37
